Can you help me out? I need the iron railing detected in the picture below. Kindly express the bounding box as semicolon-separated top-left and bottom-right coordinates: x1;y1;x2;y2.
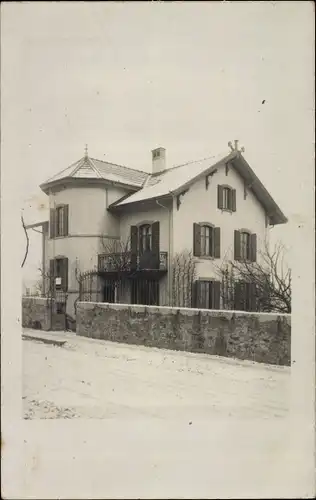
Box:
98;251;168;273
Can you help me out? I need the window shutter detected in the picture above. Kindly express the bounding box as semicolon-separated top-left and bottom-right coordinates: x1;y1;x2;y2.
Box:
213;281;221;309
193;223;201;257
234;282;244;311
234;230;241;260
64;205;69;236
62;258;69;291
250;233;257;262
231;189;236;212
217;185;224;209
151;221;160;268
249;283;257;312
49;259;55;293
191;281;198;308
50;209;55;239
130;225;138;270
214;227;221;258
49;259;55;278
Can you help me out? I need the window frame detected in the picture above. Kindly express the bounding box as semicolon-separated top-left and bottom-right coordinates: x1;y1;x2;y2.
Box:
55;205;65;237
195;279;221;310
200;223;215;257
222;186;232;210
138;223;152;254
240;230;251;261
218;184;236;212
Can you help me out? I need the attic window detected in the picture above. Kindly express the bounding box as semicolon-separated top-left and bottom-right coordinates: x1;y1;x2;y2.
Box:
153;150;160;159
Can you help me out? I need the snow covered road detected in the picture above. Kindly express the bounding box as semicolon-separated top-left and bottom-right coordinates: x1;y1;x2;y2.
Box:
20;330;303;499
22;329;290;421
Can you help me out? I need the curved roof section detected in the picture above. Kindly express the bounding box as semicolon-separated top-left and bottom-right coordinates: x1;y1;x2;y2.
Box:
40;155;149;192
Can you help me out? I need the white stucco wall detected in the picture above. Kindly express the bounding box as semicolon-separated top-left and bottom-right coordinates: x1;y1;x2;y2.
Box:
45;183;132;294
172;162;269;279
119;204;171;253
48;185;125;237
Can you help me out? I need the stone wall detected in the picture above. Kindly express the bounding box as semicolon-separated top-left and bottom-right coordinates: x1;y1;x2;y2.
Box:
76;302;291;366
22;297;67;331
22;297;51;331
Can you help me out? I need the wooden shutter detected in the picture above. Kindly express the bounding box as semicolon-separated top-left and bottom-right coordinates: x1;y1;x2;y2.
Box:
49;259;55;278
231;189;236;212
248;283;257;312
130;225;138;270
213;281;221;309
151;221;160;269
214;227;221;258
234;230;241;261
50;209;55;239
193;223;201;257
234;282;244;311
49;259;55;293
62;258;69;291
217;185;224;209
191;281;198;308
250;233;257;262
64;204;69;236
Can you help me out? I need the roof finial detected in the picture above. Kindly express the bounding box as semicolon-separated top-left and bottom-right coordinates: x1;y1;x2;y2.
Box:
84;144;88;158
228;140;245;153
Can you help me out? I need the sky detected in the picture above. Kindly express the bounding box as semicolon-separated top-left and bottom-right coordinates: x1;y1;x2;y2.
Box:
1;1;314;289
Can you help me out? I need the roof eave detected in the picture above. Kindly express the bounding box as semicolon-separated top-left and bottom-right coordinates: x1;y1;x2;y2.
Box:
109;193;173;211
234;155;288;226
40;176;141;194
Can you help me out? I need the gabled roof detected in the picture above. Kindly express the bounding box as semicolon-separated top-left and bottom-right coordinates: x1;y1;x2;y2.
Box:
110;150;288;226
40;155;149;193
112;151;232;207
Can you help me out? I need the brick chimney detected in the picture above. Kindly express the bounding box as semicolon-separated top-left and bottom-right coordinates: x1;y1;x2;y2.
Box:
151;147;166;174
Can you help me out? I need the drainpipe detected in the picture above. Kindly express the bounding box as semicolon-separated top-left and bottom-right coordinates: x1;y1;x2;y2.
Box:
156;198;173;305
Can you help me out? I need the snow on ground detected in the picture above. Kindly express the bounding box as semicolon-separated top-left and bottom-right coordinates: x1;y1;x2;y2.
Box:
20;330;301;499
22;329;290;421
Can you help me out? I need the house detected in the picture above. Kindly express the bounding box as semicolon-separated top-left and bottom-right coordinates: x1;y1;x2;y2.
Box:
27;142;287;319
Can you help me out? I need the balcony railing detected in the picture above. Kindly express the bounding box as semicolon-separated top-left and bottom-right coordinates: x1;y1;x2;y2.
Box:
98;251;168;273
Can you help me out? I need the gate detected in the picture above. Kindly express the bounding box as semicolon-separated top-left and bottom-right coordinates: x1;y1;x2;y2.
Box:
47;275;68;331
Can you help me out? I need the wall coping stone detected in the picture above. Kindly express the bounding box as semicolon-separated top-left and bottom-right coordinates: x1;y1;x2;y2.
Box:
77;301;291;322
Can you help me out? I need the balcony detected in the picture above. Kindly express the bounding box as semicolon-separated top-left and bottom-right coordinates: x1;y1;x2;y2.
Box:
98;251;168;274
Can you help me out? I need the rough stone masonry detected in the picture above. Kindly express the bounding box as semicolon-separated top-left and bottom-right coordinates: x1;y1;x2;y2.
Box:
76;302;291;366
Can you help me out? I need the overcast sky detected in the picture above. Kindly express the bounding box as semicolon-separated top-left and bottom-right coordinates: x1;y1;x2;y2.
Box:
2;2;314;287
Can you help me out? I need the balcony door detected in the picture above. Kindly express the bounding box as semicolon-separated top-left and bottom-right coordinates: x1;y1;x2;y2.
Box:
130;221;160;270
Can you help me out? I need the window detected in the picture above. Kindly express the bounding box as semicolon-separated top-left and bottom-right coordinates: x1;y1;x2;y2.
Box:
193;280;221;309
50;204;69;238
223;187;231;209
200;225;213;256
193;223;220;258
217;185;236;212
139;224;152;253
234;281;257;312
240;231;251;260
234;230;257;262
56;206;65;237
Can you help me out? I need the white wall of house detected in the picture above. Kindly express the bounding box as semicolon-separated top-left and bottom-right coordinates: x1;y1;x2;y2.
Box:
119;204;171;254
44;183;132;316
172;162;269;280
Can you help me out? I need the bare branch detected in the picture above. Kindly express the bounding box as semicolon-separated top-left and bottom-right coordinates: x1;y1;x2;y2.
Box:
21;214;29;268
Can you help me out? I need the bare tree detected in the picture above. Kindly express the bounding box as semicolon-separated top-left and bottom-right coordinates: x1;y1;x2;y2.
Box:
99;236;132;272
21;214;29;268
171;250;197;307
215;240;291;313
